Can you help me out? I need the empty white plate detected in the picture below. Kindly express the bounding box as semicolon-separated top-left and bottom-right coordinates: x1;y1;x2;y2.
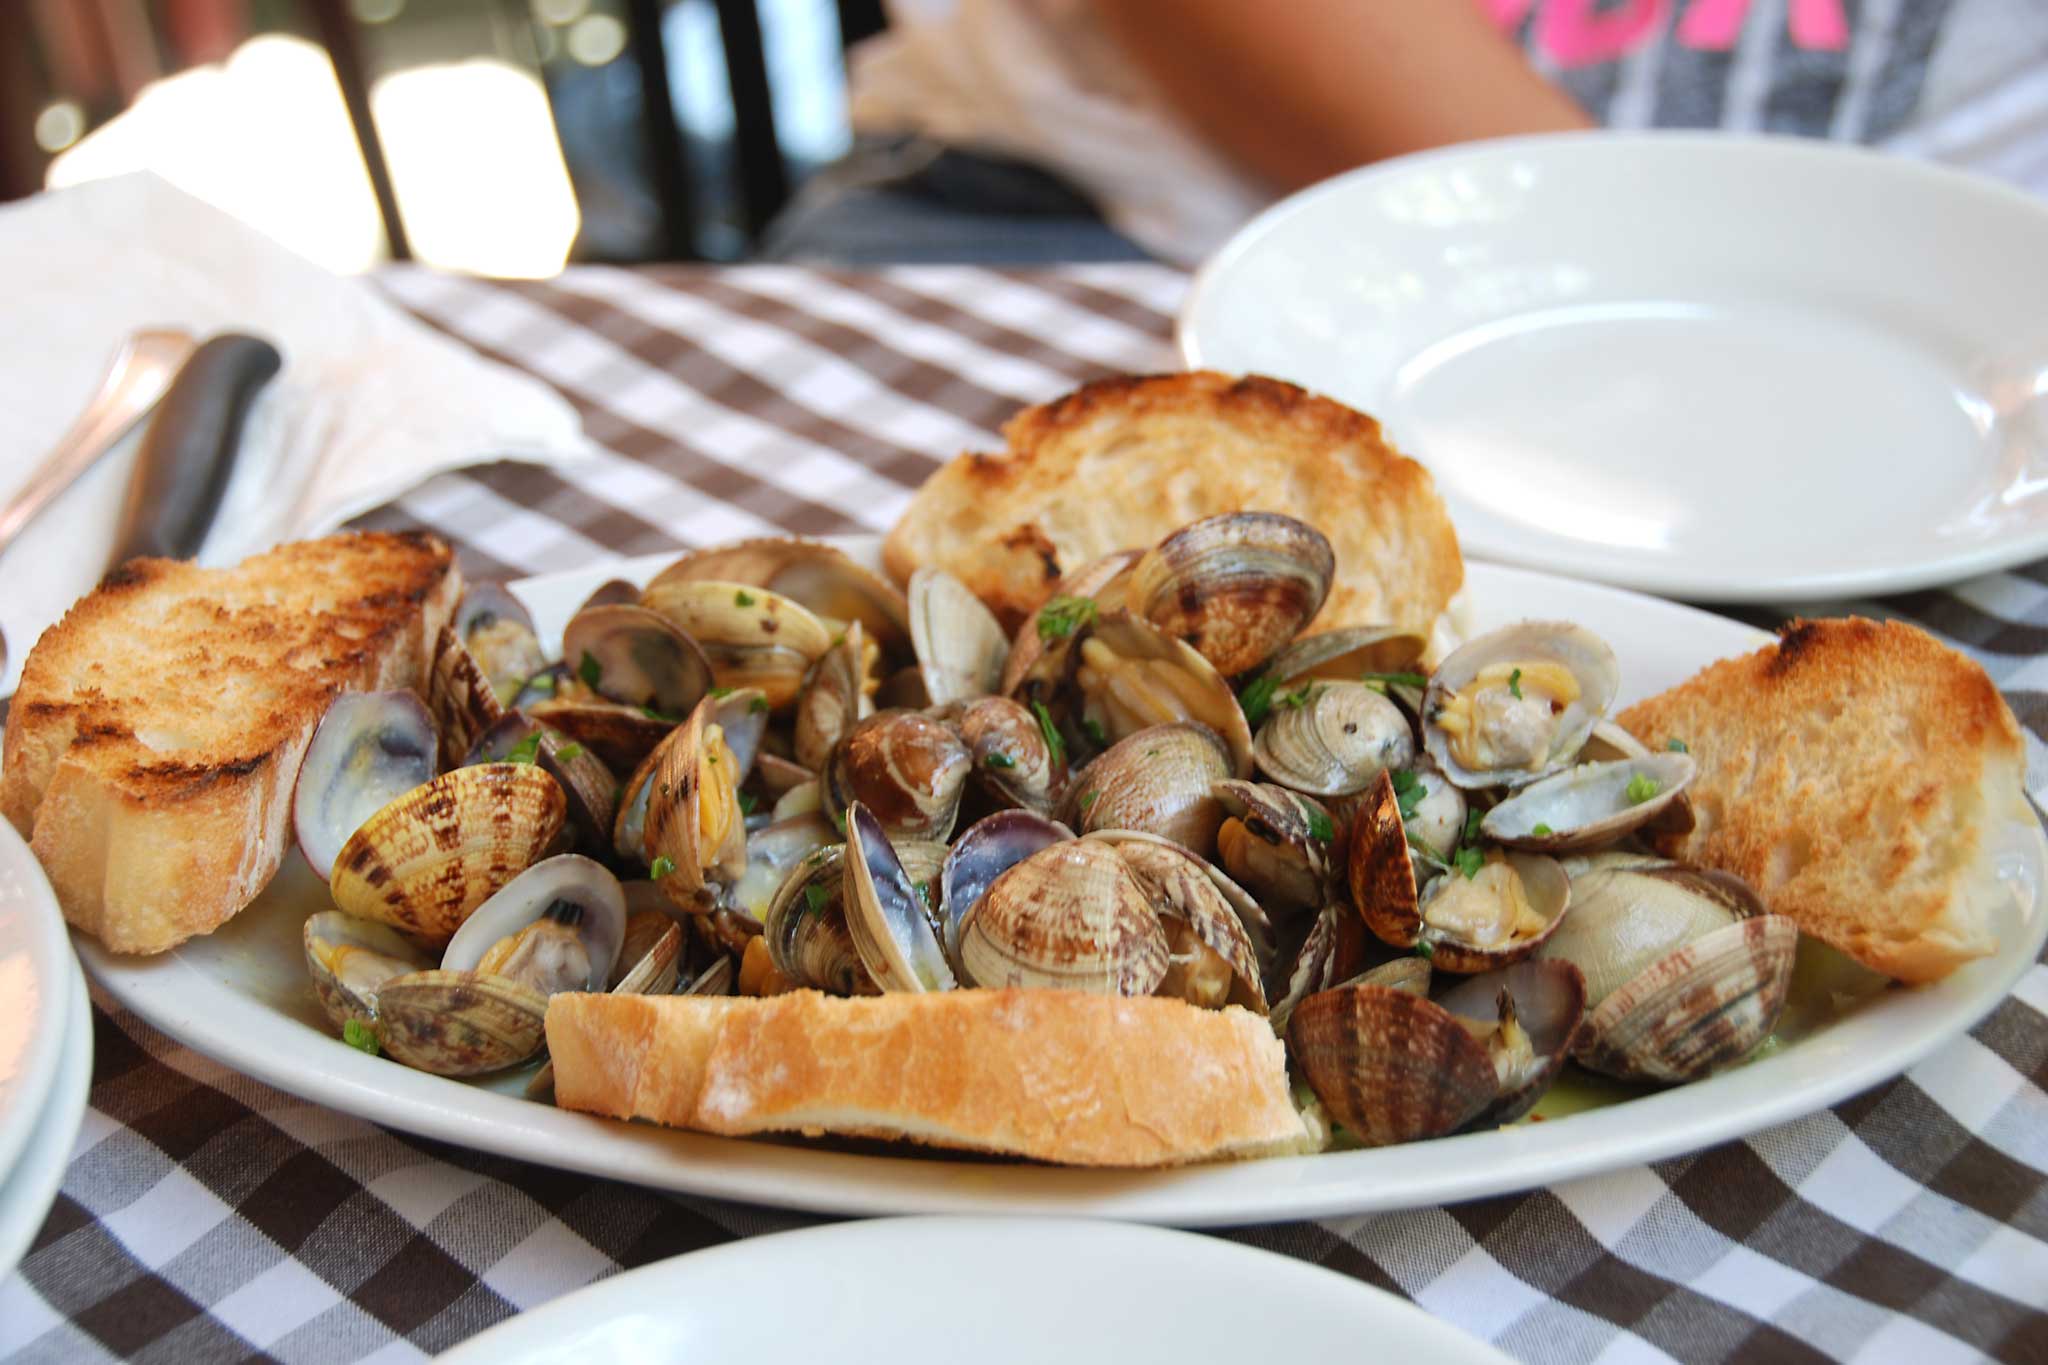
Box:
437;1218;1511;1364
1180;133;2048;602
0;816;74;1191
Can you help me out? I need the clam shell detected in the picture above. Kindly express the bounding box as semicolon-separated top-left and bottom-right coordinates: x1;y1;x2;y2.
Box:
1253;681;1414;798
295;690;437;881
822;709;972;842
1288;984;1499;1147
940;810;1072;965
1092;834;1264;1012
612;911;684;993
1267;900;1373;1034
374;970;548;1076
762;844;879;997
957;839;1167;995
842;803;957;992
645;697;748;910
303;911;428;1032
1416;852;1572;974
1345;769;1422;950
732;812;839;921
441;853;627;993
794;621;872;772
999;550;1139;698
640;579;834;710
1482;753;1698;853
952;695;1065;815
1066;612;1255;777
1536;864;1752;1007
1423;621;1619;790
1212;779;1339;917
526;695;674;775
645;537;912;658
910;567;1009;706
1574;914;1798;1084
465;714;620;857
454;585;549;703
1437;959;1587;1127
1265;626;1429;688
1125;512;1334;678
428;624;506;771
1084;826;1274;969
330;763;566;945
561;603;714;719
1056;723;1233;858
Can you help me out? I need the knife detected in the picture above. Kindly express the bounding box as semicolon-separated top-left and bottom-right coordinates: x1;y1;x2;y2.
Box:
107;332;283;565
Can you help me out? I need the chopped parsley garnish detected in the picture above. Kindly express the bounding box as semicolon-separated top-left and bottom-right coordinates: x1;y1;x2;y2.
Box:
915;881;932;907
709;686;734;698
1463;807;1484;842
1360;671;1429;689
1414;940;1435;962
1532;822;1554;837
1080;790;1100;812
504;731;543;766
578;650;603;689
641;705;679;723
1307;807;1335;843
1453;844;1486;879
1508;667;1523;700
984;751;1017;770
554;742;585;763
749;695;770;714
737;790;759;815
524;671;557;695
1239;672;1280;728
804;883;831;916
649;854;677;880
1035;595;1098;642
1080;714;1108;748
342;1018;380;1056
1667;738;1689;753
1626;774;1662;805
734;590;756;607
1030;699;1065;765
1277;683;1319;710
1390;769;1424;821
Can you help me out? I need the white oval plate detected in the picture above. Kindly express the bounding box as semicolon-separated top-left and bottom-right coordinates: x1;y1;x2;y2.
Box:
0;953;90;1280
77;546;2048;1226
0;813;76;1188
438;1217;1510;1365
1179;134;2048;602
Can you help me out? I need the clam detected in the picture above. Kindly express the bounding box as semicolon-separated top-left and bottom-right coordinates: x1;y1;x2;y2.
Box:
1481;753;1697;853
1264;626;1429;689
950;695;1066;816
576;578;640;615
1124;512;1334;677
1212;780;1339;919
956;837;1168;995
612;743;661;862
372;971;550;1078
1084;831;1265;1012
645;537;912;659
1060;612;1255;777
639;579;834;710
910;567;1009;706
1252;680;1413;798
1423;622;1618;790
731;812;838;921
611;909;685;993
1537;863;1795;1083
453;584;549;703
439;853;628;993
1435;960;1588;1127
938;809;1072;963
1288;983;1502;1147
1267;900;1372;1034
303;911;429;1032
1056;723;1233;858
509;662;570;711
794;621;872;772
762;844;879;996
294;690;437;881
821;709;972;842
464;714;619;856
874;664;932;712
999;549;1139;697
1578;719;1699;840
1346;770;1569;972
329;763;566;945
526;691;674;775
643;697;749;911
428;623;506;771
560;603;715;720
1393;763;1466;863
842;803;957;992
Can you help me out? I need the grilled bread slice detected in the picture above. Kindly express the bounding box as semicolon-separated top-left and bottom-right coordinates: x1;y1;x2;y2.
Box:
883;371;1463;637
1617;618;2030;984
546;988;1314;1167
2;532;460;955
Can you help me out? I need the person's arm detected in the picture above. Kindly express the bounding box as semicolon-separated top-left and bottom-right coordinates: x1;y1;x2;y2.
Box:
1086;0;1592;190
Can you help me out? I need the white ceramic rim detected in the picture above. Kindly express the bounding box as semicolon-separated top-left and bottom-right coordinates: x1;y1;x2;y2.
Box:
0;816;78;1185
76;551;2048;1225
0;952;89;1280
1177;131;2048;602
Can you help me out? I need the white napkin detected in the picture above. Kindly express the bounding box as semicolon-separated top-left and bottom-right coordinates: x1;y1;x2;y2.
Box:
0;173;598;696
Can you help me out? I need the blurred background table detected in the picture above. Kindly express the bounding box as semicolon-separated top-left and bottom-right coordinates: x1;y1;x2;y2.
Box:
1;263;2044;1365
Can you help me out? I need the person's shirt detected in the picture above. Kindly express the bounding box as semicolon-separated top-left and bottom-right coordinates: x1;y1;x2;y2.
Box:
848;0;2048;265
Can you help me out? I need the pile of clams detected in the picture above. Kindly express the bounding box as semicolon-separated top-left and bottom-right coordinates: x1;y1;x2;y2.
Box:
292;515;1800;1153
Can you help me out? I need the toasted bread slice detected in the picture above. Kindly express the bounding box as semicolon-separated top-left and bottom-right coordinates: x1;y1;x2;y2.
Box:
1;532;460;954
883;372;1463;637
1617;618;2029;983
547;988;1314;1167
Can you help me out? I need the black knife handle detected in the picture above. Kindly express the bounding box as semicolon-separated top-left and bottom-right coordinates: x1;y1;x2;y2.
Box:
111;333;282;563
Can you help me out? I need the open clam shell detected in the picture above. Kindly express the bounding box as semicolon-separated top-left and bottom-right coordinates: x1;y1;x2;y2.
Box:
1253;680;1415;798
1288;983;1500;1147
1265;626;1430;689
762;844;879;997
952;695;1066;816
1267;900;1373;1034
1573;914;1798;1084
1085;827;1274;970
1482;753;1698;853
526;693;674;775
1087;832;1265;1012
794;621;872;772
1437;959;1587;1127
428;624;507;771
998;549;1139;698
645;537;912;659
1536;863;1761;1007
1423;622;1619;790
1056;723;1233;859
1212;780;1340;919
375;970;550;1077
441;853;627;993
644;697;749;911
822;708;972;842
1124;512;1334;678
732;812;839;921
330;763;566;946
1579;719;1699;840
454;584;549;703
1065;611;1255;777
295;690;437;881
939;810;1072;965
842;803;958;992
561;603;715;720
957;837;1168;995
1416;851;1572;973
640;578;834;710
465;714;620;856
910;566;1009;706
303;911;430;1032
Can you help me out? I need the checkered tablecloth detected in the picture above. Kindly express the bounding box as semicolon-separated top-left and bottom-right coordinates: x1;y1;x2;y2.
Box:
4;264;2044;1364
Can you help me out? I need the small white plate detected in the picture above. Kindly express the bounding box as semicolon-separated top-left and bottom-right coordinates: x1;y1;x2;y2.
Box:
437;1217;1512;1365
1180;134;2048;602
0;814;75;1189
75;544;2048;1225
0;954;90;1280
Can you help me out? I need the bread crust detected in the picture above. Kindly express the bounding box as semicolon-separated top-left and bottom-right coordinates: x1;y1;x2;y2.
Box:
883;372;1463;636
1;532;460;954
1617;618;2026;983
546;988;1313;1167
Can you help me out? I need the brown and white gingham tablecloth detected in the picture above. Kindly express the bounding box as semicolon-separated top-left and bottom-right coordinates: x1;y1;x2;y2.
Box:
4;264;2045;1364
